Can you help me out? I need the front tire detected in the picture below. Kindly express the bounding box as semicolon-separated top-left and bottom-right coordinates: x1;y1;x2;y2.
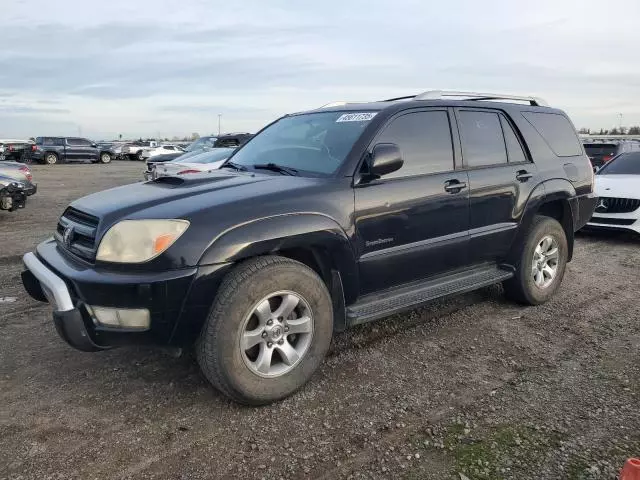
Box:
44;152;58;165
503;215;568;305
99;152;112;164
196;256;333;405
136;151;144;161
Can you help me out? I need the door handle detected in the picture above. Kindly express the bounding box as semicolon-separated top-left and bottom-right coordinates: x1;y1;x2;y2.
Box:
444;180;467;193
516;170;533;182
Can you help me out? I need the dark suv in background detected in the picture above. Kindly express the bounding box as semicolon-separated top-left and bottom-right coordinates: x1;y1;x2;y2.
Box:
22;90;596;405
23;137;115;165
582;139;640;168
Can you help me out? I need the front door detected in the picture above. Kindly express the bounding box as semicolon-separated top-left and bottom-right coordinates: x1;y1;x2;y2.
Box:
354;109;470;295
454;108;539;264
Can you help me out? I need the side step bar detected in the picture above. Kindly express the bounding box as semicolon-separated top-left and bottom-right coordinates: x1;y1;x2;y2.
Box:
347;265;513;326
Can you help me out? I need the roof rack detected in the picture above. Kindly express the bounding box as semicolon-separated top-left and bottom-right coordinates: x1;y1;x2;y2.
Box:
319;101;351;108
414;90;548;106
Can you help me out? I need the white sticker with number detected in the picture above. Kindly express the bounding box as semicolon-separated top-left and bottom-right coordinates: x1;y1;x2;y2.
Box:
336;112;378;123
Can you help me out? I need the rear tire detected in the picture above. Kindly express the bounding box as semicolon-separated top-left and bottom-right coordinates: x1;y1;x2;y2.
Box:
44;152;58;165
503;215;568;305
136;151;144;161
196;256;333;405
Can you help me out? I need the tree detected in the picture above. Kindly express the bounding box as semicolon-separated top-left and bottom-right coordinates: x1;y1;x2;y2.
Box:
191;132;200;140
578;128;591;134
628;126;640;135
610;128;619;135
620;126;628;135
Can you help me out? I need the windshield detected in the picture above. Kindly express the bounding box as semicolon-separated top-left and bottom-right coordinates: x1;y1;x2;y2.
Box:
228;111;378;175
177;148;235;164
598;152;640;175
186;136;217;152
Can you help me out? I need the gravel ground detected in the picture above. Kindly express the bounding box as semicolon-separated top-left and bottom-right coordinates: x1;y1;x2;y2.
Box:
1;163;639;480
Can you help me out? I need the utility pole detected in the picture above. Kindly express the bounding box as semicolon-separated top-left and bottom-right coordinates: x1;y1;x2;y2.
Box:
218;114;222;136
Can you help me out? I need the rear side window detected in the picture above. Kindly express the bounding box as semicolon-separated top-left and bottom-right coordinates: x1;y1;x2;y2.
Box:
67;138;92;146
42;137;63;146
375;110;454;178
500;116;528;163
522;112;582;157
458;110;507;167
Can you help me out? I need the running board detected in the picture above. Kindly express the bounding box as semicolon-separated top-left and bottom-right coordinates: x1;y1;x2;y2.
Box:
347;265;513;326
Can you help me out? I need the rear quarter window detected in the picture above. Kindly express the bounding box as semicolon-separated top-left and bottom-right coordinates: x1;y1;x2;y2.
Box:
521;112;583;157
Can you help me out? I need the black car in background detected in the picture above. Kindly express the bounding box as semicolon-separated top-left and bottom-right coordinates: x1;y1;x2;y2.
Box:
22;137;115;165
583;140;640;168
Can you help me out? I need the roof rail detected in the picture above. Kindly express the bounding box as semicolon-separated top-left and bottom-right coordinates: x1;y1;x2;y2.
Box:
319;101;351;108
414;90;548;106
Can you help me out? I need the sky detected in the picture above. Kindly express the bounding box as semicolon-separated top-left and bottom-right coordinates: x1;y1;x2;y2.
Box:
2;0;640;140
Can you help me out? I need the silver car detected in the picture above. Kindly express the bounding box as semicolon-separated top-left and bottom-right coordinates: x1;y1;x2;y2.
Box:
0;161;37;195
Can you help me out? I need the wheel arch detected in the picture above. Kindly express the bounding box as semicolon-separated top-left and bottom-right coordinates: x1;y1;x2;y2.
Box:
198;213;358;332
509;179;577;264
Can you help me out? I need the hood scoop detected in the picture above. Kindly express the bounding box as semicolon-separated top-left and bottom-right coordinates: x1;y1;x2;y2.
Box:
150;173;232;188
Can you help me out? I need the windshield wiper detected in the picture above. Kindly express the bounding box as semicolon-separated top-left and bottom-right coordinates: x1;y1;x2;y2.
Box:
253;163;298;176
220;161;248;172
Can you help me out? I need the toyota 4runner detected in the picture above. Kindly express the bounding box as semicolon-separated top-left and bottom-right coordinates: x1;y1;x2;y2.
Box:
22;90;597;405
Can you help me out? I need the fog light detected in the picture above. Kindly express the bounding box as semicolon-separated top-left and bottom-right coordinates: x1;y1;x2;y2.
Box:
90;306;150;329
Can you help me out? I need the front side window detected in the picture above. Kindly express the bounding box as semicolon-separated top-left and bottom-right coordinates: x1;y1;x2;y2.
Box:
229;111;377;175
458;110;508;167
373;110;454;178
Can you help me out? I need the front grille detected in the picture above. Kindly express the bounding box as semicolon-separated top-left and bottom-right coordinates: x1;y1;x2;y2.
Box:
595;197;640;214
589;217;636;226
55;207;100;262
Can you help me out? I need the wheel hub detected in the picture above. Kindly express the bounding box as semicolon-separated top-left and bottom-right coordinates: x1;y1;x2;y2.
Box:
531;235;560;289
239;291;314;378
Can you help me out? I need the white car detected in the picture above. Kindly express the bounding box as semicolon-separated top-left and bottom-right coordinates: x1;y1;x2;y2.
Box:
141;144;185;160
587;152;640;234
151;147;236;179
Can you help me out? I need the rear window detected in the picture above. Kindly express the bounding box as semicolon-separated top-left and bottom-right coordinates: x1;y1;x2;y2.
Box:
584;144;619;158
521;112;582;157
598;152;640;175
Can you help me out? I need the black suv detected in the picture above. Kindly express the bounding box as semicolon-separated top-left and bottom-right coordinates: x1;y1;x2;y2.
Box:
583;139;640;168
22;91;597;405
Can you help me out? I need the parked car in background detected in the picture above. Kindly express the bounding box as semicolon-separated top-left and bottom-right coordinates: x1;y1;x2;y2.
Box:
0;139;33;161
22;137;115;165
122;141;159;160
22;90;596;405
582;140;640;169
147;147;235;180
140;144;185;160
0;161;36;195
0;174;27;212
586;151;640;234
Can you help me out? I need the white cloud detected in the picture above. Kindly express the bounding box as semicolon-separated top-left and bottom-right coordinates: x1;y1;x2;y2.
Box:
1;0;640;138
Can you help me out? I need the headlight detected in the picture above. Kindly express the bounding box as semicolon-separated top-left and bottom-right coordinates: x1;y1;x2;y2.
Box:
96;219;189;263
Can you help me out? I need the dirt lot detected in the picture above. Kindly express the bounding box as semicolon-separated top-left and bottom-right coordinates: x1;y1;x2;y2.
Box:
1;163;639;480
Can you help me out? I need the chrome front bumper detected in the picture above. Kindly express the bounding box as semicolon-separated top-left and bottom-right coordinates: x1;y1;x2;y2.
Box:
23;252;74;311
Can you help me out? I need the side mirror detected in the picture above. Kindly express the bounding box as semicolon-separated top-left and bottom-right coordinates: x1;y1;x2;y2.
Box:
593;166;600;173
92;143;98;148
370;143;403;178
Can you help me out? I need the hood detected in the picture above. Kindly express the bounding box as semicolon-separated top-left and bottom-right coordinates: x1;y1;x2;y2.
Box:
69;170;323;230
156;160;225;176
595;175;640;199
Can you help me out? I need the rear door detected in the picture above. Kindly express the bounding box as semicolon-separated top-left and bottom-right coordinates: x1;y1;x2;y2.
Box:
64;138;85;162
354;109;470;294
455;108;539;265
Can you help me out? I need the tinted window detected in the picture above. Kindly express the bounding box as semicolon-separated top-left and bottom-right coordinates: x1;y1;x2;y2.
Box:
67;138;92;146
42;137;64;146
230;111;377;175
584;144;619;159
598;152;640;175
374;110;454;178
500;116;528;163
522;112;582;157
458;110;507;167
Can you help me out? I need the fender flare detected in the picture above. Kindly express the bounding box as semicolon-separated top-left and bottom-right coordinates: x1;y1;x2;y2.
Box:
198;212;359;305
509;178;577;264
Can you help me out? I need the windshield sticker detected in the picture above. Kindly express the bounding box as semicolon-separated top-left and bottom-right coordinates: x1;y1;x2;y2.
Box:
336;112;378;123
